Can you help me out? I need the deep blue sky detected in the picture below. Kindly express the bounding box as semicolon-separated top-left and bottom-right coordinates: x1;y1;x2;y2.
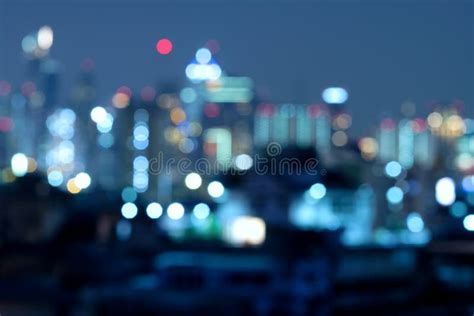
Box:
0;0;472;135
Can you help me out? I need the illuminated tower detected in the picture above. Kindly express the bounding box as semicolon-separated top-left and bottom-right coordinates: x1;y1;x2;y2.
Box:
377;118;398;162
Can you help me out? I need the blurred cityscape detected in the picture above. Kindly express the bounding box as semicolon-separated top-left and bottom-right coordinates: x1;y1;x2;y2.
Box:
0;19;474;316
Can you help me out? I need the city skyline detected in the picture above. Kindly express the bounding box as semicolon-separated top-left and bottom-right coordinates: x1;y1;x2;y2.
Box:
0;0;472;136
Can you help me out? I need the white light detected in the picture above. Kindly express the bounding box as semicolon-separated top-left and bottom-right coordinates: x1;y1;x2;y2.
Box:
47;170;63;187
207;181;225;198
74;172;91;189
407;212;424;233
464;215;474;231
185;64;197;80
227;216;266;246
185;172;202;190
208;64;222;80
167;202;185;220
235;154;253;170
436;177;456;206
146;202;163;219
121;202;138;219
195;48;212;64
385;161;402;178
309;183;327;200
37;26;53;50
57;141;75;164
11;153;28;177
193;203;210;220
90;106;107;123
97;114;114;133
185;63;222;81
386;186;404;204
322;87;348;104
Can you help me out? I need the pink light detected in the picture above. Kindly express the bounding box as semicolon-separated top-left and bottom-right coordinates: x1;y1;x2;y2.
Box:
381;118;396;131
117;86;132;98
0;81;11;96
21;81;36;97
204;103;220;118
156;38;173;55
140;86;156;102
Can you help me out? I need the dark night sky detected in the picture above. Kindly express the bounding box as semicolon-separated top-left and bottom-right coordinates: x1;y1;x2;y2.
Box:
0;0;473;136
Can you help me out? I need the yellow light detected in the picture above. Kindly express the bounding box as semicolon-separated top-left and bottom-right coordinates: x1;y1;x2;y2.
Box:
332;131;348;147
189;122;202;137
333;113;352;130
27;157;37;173
170;107;186;125
164;127;181;144
358;137;378;160
112;92;130;109
446;115;465;136
157;93;178;109
67;179;81;194
2;168;16;183
427;112;443;129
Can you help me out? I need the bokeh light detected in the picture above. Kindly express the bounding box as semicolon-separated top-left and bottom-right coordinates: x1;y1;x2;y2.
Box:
156;38;173;55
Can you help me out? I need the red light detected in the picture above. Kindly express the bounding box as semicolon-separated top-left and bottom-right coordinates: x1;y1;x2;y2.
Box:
205;39;220;54
156;38;173;55
0;117;13;133
257;103;275;117
204;103;220;118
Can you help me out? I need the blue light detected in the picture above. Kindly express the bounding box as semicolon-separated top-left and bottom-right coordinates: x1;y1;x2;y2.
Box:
309;183;327;200
133;139;149;150
193;203;210;220
386;186;403;204
96;113;114;133
98;133;114;148
47;170;63;187
133;156;149;171
462;176;474;192
450;201;467;218
133;171;148;192
407;212;424;233
116;220;132;240
195;48;212;64
121;187;137;203
385;161;402;178
134;125;149;141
